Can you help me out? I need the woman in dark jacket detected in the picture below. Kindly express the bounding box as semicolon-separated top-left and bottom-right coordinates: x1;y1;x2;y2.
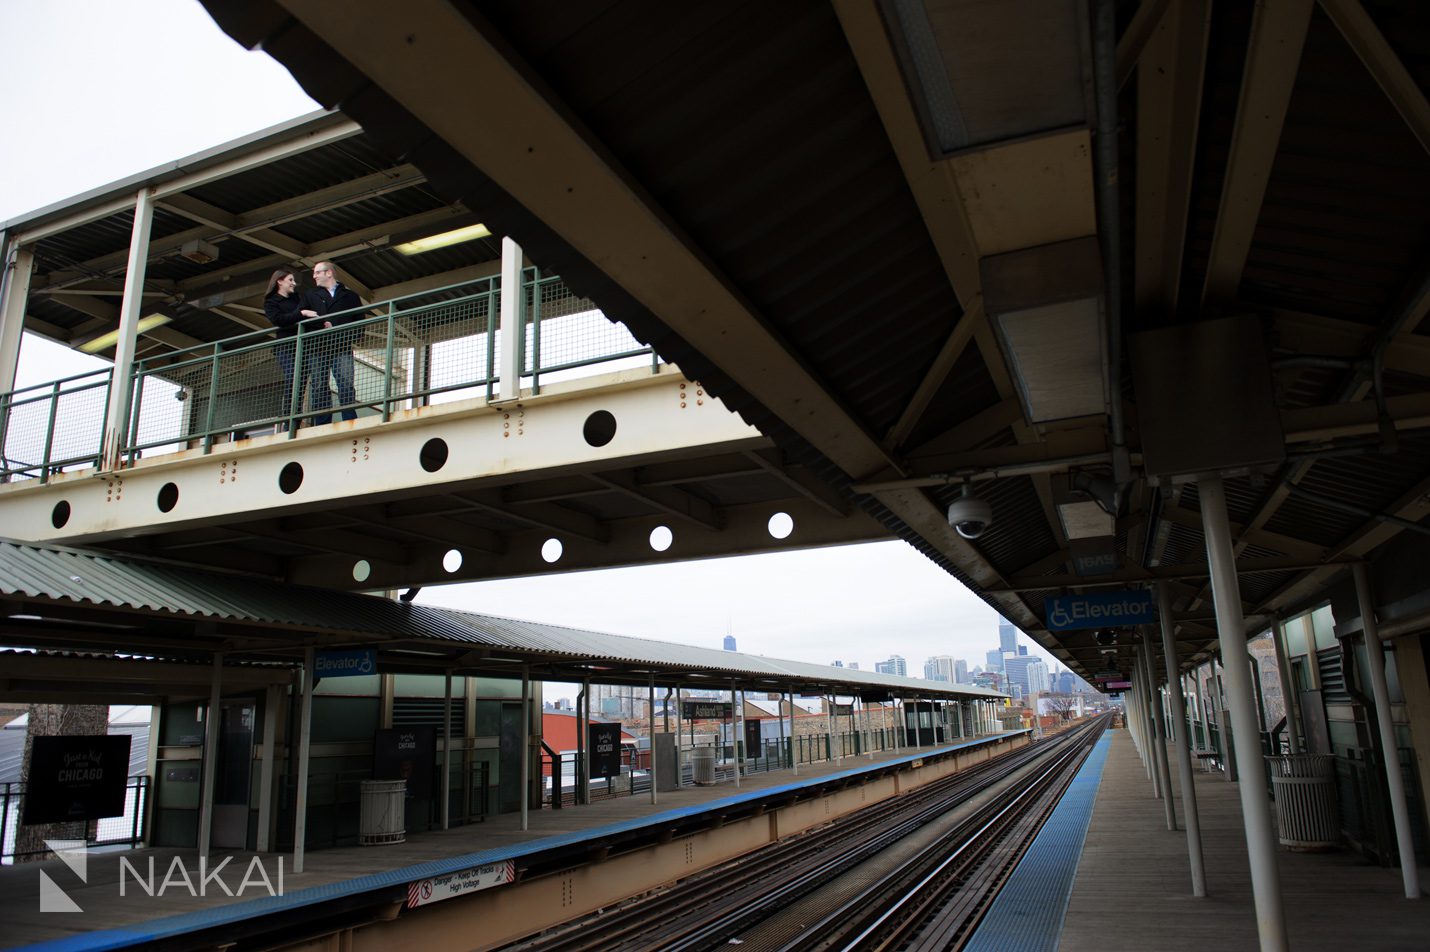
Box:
264;269;307;426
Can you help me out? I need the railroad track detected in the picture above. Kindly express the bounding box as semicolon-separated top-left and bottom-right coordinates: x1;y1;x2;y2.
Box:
497;715;1109;952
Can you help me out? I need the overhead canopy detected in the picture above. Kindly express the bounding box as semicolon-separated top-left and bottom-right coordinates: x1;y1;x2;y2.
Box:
185;0;1430;682
0;538;1005;701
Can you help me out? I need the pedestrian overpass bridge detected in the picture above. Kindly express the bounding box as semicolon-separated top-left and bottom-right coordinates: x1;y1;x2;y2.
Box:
0;271;885;590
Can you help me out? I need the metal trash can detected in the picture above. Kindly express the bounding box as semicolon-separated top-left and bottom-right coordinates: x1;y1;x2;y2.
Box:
359;779;407;845
691;746;717;785
1266;754;1338;849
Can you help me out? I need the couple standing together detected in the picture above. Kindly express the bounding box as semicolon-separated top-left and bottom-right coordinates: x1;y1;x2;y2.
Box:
263;261;363;426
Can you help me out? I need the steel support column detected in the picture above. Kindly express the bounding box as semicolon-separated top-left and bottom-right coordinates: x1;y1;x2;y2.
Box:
1271;615;1302;753
732;681;742;787
498;236;522;400
1353;562;1421;898
256;683;280;853
1144;629;1176;828
442;672;452;830
1159;581;1207;896
579;678;589;805
0;236;33;397
649;674;658;805
520;666;530;831
676;685;685;785
294;647;314;874
101;187;155;471
197;652;222;860
1200;476;1288;951
1143;639;1166;799
787;690;798;774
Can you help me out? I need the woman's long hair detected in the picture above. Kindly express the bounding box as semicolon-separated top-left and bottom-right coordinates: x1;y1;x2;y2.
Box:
264;269;296;298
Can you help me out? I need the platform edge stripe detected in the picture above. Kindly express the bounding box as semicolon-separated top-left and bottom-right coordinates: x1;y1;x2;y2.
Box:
963;731;1113;952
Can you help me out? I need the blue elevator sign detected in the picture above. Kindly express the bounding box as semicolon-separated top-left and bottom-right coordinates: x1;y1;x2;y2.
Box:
314;647;377;678
1045;590;1156;632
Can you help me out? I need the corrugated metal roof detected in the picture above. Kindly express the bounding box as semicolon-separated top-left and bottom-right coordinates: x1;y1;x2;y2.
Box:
0;539;1004;699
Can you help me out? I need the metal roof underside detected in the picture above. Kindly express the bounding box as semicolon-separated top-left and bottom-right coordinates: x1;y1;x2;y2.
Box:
184;0;1429;685
0;538;1003;699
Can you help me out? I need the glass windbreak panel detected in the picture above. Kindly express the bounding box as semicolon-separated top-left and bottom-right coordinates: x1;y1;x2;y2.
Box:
1284;614;1310;657
394;674;456;698
474;677;525;700
1311;605;1337;651
315;674;379;696
1291;657;1311;694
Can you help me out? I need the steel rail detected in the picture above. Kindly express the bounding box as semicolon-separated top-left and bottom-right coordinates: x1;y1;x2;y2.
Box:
498;723;1101;952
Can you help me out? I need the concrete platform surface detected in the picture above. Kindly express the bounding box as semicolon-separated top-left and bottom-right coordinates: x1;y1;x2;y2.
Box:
1058;729;1430;951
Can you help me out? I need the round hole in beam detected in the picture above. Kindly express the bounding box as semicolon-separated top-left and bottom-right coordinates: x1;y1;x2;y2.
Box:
767;511;794;539
278;461;304;495
442;549;463;573
582;410;617;448
420;437;449;473
352;559;371;583
649;525;673;552
541;538;564;563
51;500;71;529
157;482;179;513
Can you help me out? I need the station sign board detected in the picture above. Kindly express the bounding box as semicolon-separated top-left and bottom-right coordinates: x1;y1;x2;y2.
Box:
23;735;132;824
589;722;622;777
1069;537;1120;576
1045;589;1156;632
314;647;377;678
374;726;435;800
682;701;732;720
1103;680;1133;690
830;703;854;717
407;859;516;908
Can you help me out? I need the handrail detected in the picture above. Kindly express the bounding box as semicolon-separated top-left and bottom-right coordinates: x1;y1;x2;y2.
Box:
2;269;659;482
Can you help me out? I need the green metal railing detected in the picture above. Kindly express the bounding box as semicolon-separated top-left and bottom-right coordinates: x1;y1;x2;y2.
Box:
1;269;658;482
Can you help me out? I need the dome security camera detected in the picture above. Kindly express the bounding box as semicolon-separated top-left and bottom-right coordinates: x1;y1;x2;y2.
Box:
947;484;992;539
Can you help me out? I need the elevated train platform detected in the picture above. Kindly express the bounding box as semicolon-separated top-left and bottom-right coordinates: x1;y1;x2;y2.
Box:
4;731;1029;951
981;728;1430;952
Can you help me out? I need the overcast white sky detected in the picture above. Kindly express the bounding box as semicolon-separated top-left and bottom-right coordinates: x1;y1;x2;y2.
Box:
0;1;1064;679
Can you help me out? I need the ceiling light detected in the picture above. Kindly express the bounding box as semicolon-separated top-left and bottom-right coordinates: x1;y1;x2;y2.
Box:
983;238;1107;425
79;313;174;354
1057;500;1115;540
394;223;492;255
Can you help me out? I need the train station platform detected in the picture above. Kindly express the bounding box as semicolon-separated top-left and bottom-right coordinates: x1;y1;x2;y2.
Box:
4;731;1025;951
1046;730;1430;951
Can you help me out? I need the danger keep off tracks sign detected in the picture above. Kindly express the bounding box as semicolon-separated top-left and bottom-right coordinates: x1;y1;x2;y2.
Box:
407;860;516;908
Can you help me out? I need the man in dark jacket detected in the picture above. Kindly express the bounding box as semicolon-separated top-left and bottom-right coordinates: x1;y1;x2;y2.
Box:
301;261;363;424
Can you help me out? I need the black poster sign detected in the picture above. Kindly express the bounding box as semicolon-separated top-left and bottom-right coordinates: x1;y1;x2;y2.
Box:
588;722;622;778
374;726;435;800
859;690;892;703
681;701;732;720
23;735;132;824
743;718;762;756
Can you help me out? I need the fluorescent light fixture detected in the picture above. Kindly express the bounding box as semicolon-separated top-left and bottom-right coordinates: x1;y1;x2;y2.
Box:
1057;500;1116;540
393;223;491;255
982;238;1107;425
79;313;173;354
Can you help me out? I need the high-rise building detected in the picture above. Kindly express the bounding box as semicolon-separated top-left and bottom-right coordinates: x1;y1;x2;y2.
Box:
985;648;1004;673
831;660;844;667
723;635;737;651
998;617;1017;656
875;655;907;677
924;655;957;682
848;662;860;671
1004;656;1051;699
1018;645;1028;656
954;659;969;683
